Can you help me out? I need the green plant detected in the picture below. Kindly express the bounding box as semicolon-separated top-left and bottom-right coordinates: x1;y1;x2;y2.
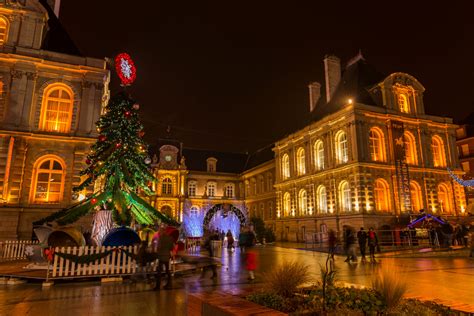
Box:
320;253;337;311
371;262;408;310
264;260;312;298
392;299;456;316
246;291;289;312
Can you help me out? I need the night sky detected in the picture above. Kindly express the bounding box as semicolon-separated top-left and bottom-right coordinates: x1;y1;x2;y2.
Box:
59;1;474;153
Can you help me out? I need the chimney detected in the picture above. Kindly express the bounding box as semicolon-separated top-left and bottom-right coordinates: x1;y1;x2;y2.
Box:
308;82;321;112
323;55;341;102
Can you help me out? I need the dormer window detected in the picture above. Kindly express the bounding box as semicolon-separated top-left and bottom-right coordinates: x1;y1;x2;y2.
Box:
206;157;217;173
398;93;409;113
0;16;8;45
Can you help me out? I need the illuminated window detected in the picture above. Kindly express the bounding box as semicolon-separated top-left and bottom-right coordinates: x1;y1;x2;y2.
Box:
188;181;197;196
410;181;423;212
299;189;308;215
317;185;327;213
296;147;306;175
335;131;348;164
207;182;216;197
431;136;446;167
462;161;470;172
369;128;386;162
398;93;409;113
162;177;172;195
0;17;8;45
461;144;469;157
190;206;199;216
437;183;453;214
31;156;65;203
225;183;234;197
403;131;418;165
283;192;291;217
374;179;390;212
339;181;351;212
282;154;290;179
39;84;73;133
314;140;324;170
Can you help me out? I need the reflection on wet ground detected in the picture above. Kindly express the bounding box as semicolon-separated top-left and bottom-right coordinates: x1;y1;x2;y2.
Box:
1;245;473;315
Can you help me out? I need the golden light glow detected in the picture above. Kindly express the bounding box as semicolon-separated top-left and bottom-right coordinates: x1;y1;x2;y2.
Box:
283;192;291;216
335;130;348;164
39;84;74;133
0;16;8;45
296;147;306;175
282;154;290;179
374;178;390;212
410;180;423;212
369;127;386;162
404;131;418;165
431;135;446;167
31;156;65;203
78;193;85;201
437;183;453;214
348;98;353;104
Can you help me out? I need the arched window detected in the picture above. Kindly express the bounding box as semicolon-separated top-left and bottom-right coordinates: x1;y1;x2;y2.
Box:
398;93;409;113
225;183;234;197
283;192;291;217
207;182;216;197
282;154;290;179
437;183;453;214
403;131;418;165
314;140;324;170
161;205;173;217
31;156;65;203
335;131;348;164
374;179;390;212
431;136;446;167
188;180;197;196
266;173;273;191
0;16;8;45
410;181;423;212
162;177;172;195
39;84;74;133
339;181;351;212
317;185;327;213
296;147;306;175
299;189;308;215
369;128;386;162
190;206;199;216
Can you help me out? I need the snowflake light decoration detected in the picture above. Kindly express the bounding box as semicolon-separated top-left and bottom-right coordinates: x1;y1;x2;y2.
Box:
114;53;137;86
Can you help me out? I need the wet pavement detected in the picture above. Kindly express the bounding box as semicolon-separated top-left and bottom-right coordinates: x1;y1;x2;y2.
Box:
1;245;473;315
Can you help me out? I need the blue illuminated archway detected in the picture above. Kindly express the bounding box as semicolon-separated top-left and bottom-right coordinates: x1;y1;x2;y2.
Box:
203;203;246;227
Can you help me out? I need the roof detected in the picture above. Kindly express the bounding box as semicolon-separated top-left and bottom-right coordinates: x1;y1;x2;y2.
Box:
460;111;474;137
243;144;274;171
310;56;386;122
39;0;82;56
182;148;248;174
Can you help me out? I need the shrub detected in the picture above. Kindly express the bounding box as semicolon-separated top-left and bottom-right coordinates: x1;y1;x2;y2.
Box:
246;291;289;312
264;260;312;297
393;299;456;316
371;261;408;310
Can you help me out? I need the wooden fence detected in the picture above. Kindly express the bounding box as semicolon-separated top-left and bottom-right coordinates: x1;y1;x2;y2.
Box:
50;245;160;278
0;240;39;260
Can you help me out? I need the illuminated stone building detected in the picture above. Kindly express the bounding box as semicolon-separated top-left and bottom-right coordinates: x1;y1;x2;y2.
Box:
0;1;109;239
273;54;466;241
456;112;474;208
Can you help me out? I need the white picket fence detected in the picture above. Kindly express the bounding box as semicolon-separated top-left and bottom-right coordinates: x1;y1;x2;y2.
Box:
0;240;39;260
50;245;160;279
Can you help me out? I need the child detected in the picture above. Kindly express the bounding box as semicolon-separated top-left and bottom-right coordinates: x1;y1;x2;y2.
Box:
246;249;257;281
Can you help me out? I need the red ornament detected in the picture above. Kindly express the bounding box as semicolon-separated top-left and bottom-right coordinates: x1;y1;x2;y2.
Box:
91;198;98;205
124;111;131;118
114;53;137;86
86;158;91;164
133;103;140;110
138;130;145;138
44;248;55;262
98;135;106;142
115;143;122;148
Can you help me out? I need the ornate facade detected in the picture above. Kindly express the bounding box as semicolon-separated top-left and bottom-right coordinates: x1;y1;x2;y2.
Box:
456;113;474;208
0;1;109;239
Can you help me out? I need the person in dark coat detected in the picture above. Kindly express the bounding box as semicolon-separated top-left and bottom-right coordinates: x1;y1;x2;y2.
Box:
357;227;368;263
367;227;379;263
154;226;175;290
328;229;337;259
344;226;357;263
226;230;235;251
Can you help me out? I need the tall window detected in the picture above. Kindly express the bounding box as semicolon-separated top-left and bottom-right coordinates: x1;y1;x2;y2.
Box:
259;176;265;193
437;183;453;214
297;147;306;175
245;181;250;196
40;85;73;133
398;93;409;113
314;140;324;170
403;131;418;165
207;182;216;197
266;173;273;191
410;181;423;212
374;179;390;212
283;192;291;217
162;177;172;195
335;131;348;164
188;181;197;196
339;181;351;212
317;185;327;213
260;203;265;219
299;189;308;215
369;128;385;162
251;178;257;195
0;17;8;45
190;206;199;216
225;183;234;197
282;154;290;179
31;157;65;203
268;201;273;220
431;136;446;167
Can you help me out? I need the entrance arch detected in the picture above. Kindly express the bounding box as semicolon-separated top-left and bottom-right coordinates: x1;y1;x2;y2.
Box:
203;203;247;227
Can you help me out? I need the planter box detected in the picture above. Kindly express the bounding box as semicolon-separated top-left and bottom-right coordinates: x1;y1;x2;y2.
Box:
188;291;287;316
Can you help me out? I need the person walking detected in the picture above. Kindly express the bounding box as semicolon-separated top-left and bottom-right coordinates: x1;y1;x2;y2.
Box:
245;228;257;280
328;229;337;259
344;227;357;263
154;226;175;290
226;230;235;251
357;227;368;263
367;227;379;263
